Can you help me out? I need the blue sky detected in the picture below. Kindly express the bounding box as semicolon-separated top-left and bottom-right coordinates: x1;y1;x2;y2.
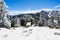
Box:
5;0;60;11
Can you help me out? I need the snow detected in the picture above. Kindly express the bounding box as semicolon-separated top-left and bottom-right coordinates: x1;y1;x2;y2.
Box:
0;26;60;40
26;22;31;26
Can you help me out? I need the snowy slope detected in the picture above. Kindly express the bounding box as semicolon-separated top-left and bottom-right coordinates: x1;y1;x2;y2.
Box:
0;26;60;40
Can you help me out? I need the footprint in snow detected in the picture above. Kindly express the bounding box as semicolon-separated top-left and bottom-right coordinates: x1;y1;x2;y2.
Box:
2;34;8;38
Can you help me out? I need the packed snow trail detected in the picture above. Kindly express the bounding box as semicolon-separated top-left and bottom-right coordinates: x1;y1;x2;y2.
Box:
0;27;60;40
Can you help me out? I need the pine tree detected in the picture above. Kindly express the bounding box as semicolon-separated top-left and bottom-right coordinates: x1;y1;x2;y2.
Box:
0;0;11;29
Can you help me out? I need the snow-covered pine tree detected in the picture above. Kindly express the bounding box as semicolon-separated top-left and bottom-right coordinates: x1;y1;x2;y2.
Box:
0;0;11;29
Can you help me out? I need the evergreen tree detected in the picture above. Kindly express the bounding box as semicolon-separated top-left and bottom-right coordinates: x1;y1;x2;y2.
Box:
0;0;11;29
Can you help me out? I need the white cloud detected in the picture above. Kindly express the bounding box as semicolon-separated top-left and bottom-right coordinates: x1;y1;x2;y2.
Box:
54;5;60;9
41;8;55;11
9;9;41;15
8;8;60;15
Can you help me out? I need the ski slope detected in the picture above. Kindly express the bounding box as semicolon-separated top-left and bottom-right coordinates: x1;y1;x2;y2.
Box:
0;26;60;40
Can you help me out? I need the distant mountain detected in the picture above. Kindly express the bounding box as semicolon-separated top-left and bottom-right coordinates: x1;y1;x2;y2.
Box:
9;9;60;27
49;10;60;17
9;9;60;21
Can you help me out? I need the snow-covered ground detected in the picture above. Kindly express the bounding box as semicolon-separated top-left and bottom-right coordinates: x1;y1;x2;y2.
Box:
0;26;60;40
